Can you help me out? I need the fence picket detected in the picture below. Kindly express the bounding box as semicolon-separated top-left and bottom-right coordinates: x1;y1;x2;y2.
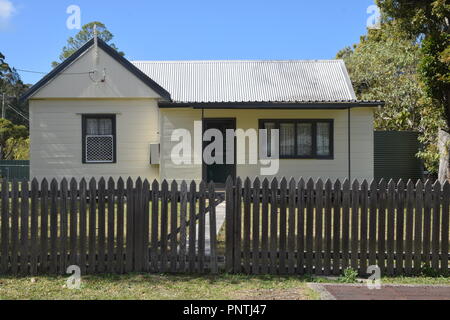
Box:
160;180;169;273
50;179;58;274
252;178;261;274
297;179;306;275
323;179;332;275
142;180;150;272
11;180;19;275
116;178;125;274
30;179;39;275
414;180;424;275
261;179;270;274
387;180;396;276
350;180;359;272
79;179;87;274
208;182;218;274
270;178;278;274
20;180;30;275
107;178;115;273
315;179;324;275
188;181;197;273
279;178;288;274
198;181;206;273
377;179;387;274
170;180;178;273
360;180;369;275
441;182;449;275
431;181;441;271
134;178;143;272
288;178;296;275
234;178;242;273
40;179;48;274
69;179;78;268
89;178;97;274
342;179;350;271
125;178;134;273
395;180;405;275
332;180;341;275
405;180;414;275
423;180;432;267
60;179;68;274
1;179;9;274
306;178;314;275
369;180;378;269
97;178;106;272
243;178;252;274
179;181;188;273
225;177;234;273
151;180;160;273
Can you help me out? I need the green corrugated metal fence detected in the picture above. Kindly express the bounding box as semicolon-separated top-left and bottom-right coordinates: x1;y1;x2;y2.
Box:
374;131;423;182
0;160;30;181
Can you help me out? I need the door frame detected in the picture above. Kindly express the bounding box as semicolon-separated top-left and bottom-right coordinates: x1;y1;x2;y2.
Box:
202;118;237;187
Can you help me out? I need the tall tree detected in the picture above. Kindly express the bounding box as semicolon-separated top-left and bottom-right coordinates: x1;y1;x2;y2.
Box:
337;24;443;173
52;21;124;67
376;0;450;182
0;53;29;127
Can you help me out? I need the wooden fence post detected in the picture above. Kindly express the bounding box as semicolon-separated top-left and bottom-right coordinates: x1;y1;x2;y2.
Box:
253;178;261;274
225;177;234;273
208;182;218;274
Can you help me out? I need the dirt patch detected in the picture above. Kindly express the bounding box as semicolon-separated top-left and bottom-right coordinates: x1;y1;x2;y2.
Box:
235;288;309;300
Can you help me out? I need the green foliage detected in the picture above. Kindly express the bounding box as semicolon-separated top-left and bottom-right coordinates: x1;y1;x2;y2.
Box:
338;24;444;172
338;268;359;283
376;0;450;130
419;263;445;278
0;118;28;160
4;137;29;160
52;21;125;67
0;52;30;127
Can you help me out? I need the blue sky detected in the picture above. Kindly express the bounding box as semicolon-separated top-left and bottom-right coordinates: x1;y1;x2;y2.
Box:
1;0;377;85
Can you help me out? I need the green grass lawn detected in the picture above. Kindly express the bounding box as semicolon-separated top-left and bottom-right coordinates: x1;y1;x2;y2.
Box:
0;273;448;300
0;274;320;300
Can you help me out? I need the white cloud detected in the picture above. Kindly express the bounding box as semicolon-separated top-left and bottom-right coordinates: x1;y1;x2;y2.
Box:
0;0;15;21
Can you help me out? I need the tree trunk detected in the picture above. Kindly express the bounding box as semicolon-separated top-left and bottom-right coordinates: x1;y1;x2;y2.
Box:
438;129;450;183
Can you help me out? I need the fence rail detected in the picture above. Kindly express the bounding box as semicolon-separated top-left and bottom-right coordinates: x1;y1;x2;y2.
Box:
0;177;219;275
225;177;449;276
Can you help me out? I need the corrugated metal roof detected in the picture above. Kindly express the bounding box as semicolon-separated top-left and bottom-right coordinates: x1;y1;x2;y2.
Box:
131;60;357;103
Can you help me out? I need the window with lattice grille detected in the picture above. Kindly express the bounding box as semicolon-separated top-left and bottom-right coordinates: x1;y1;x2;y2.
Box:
82;115;116;164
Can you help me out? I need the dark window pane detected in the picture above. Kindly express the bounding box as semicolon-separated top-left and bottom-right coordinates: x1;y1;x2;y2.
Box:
280;123;295;157
297;123;312;156
263;122;276;157
86;118;99;135
317;122;331;156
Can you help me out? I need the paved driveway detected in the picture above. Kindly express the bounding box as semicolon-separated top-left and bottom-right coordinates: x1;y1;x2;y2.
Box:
309;284;450;300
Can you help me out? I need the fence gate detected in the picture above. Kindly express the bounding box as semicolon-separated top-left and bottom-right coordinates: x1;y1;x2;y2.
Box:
0;178;220;276
225;177;450;276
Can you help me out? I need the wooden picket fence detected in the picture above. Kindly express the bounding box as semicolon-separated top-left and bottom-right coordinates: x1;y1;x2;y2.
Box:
0;178;219;275
1;176;449;277
225;177;450;276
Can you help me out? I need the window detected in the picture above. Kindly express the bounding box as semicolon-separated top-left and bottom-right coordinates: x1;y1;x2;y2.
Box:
259;119;333;159
82;115;116;163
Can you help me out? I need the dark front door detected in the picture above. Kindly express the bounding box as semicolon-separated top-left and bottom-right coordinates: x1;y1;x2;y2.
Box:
203;118;236;185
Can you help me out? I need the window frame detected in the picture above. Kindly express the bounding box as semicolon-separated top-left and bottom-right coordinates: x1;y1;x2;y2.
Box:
82;114;117;164
259;119;334;160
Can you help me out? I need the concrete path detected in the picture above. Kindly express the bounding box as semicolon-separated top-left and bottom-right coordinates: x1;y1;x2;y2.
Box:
186;201;226;255
309;283;450;300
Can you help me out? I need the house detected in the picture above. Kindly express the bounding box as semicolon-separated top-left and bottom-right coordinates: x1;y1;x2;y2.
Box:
21;38;383;184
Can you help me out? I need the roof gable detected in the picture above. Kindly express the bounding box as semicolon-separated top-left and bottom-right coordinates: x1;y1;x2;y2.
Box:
21;38;171;101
